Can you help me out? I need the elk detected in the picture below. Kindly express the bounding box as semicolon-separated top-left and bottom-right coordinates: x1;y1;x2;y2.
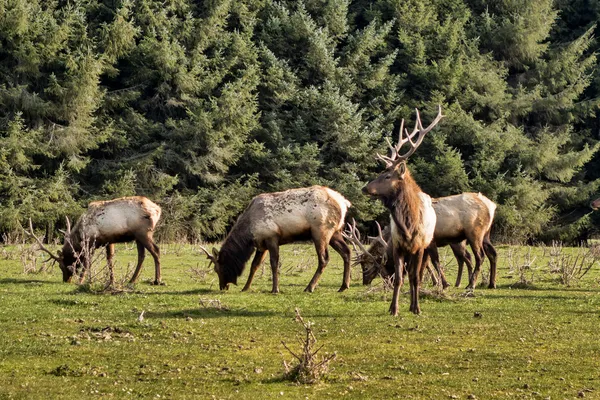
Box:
429;193;497;289
591;196;600;210
362;106;442;315
200;185;352;294
349;193;498;289
26;196;162;285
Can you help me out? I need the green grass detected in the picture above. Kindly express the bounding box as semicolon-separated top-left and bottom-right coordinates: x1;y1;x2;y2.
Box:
1;243;600;399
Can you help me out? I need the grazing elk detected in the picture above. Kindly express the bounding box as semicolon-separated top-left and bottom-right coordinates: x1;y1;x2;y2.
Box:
200;186;352;294
591;196;600;210
362;106;442;315
27;197;162;285
343;220;441;286
350;193;498;289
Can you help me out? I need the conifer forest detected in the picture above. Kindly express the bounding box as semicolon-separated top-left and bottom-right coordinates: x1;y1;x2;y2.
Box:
1;0;599;244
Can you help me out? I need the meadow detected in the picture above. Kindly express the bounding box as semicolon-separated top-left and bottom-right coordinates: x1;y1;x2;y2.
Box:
1;242;600;399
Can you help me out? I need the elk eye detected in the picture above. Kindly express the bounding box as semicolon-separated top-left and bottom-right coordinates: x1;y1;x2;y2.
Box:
385;174;391;180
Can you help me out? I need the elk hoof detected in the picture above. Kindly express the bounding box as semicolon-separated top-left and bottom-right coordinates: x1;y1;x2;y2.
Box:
304;286;315;293
488;283;496;289
270;289;280;294
388;306;398;316
152;280;165;286
410;306;421;315
338;285;349;292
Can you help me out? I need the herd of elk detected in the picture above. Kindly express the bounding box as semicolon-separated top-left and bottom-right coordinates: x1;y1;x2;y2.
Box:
26;197;162;286
27;106;600;316
199;186;352;294
346;192;497;290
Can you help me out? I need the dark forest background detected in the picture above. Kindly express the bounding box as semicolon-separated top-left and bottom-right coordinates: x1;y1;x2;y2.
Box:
1;0;599;244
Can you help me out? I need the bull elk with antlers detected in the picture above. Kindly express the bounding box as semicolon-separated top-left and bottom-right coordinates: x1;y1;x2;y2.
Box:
27;197;162;285
200;186;352;293
362;106;443;315
347;192;498;289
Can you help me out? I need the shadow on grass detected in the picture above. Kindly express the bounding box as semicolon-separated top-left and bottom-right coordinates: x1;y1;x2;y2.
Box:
48;298;94;307
0;277;60;285
144;308;279;319
69;285;215;296
135;288;215;296
493;283;600;294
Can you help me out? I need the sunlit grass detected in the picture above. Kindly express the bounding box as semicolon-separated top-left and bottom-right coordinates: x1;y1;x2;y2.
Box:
1;242;599;399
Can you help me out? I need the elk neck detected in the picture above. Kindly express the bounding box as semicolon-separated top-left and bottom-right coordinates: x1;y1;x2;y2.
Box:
218;214;256;282
383;172;424;246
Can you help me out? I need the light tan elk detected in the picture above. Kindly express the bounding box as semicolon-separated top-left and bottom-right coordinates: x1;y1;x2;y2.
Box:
429;193;497;288
27;197;162;285
200;186;352;293
591;196;600;210
349;193;498;289
362;106;442;315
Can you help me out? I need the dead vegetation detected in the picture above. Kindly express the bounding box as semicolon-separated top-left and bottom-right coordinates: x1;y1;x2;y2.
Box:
545;242;599;286
199;298;229;311
506;246;538;287
281;308;337;384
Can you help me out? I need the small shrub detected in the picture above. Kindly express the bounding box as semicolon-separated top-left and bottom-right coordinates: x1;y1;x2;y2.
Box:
551;246;599;286
506;246;537;287
282;308;337;384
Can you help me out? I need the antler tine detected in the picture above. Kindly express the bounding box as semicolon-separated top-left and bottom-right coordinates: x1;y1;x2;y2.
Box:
377;119;406;168
376;152;395;169
367;221;389;248
24;218;61;262
396;104;444;161
198;245;212;258
342;218;379;263
65;216;71;235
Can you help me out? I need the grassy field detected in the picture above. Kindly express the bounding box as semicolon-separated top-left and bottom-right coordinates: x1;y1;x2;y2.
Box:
1;242;600;399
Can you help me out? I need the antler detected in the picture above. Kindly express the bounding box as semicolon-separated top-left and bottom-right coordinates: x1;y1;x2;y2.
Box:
377;104;444;167
367;221;388;248
58;216;72;237
342;218;378;264
24;218;62;263
199;245;214;260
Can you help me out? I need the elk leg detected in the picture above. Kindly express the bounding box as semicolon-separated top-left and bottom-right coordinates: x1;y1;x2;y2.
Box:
242;249;268;292
451;242;473;288
265;239;280;294
79;253;91;284
147;240;161;285
129;241;146;284
466;243;485;290
484;234;498;289
305;233;331;293
421;250;437;286
106;243;115;289
408;249;424;315
389;246;404;316
329;231;351;292
427;244;449;288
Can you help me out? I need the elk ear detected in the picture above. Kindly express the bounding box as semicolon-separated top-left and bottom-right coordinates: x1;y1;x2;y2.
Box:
211;247;219;259
394;161;407;179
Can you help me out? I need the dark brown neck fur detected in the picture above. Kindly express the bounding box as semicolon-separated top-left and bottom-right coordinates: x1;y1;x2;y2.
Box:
218;213;255;284
382;171;423;247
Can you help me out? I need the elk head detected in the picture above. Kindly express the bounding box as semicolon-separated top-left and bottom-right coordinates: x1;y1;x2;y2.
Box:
199;246;231;290
363;105;444;201
591;196;600;211
24;218;78;282
343;219;390;285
